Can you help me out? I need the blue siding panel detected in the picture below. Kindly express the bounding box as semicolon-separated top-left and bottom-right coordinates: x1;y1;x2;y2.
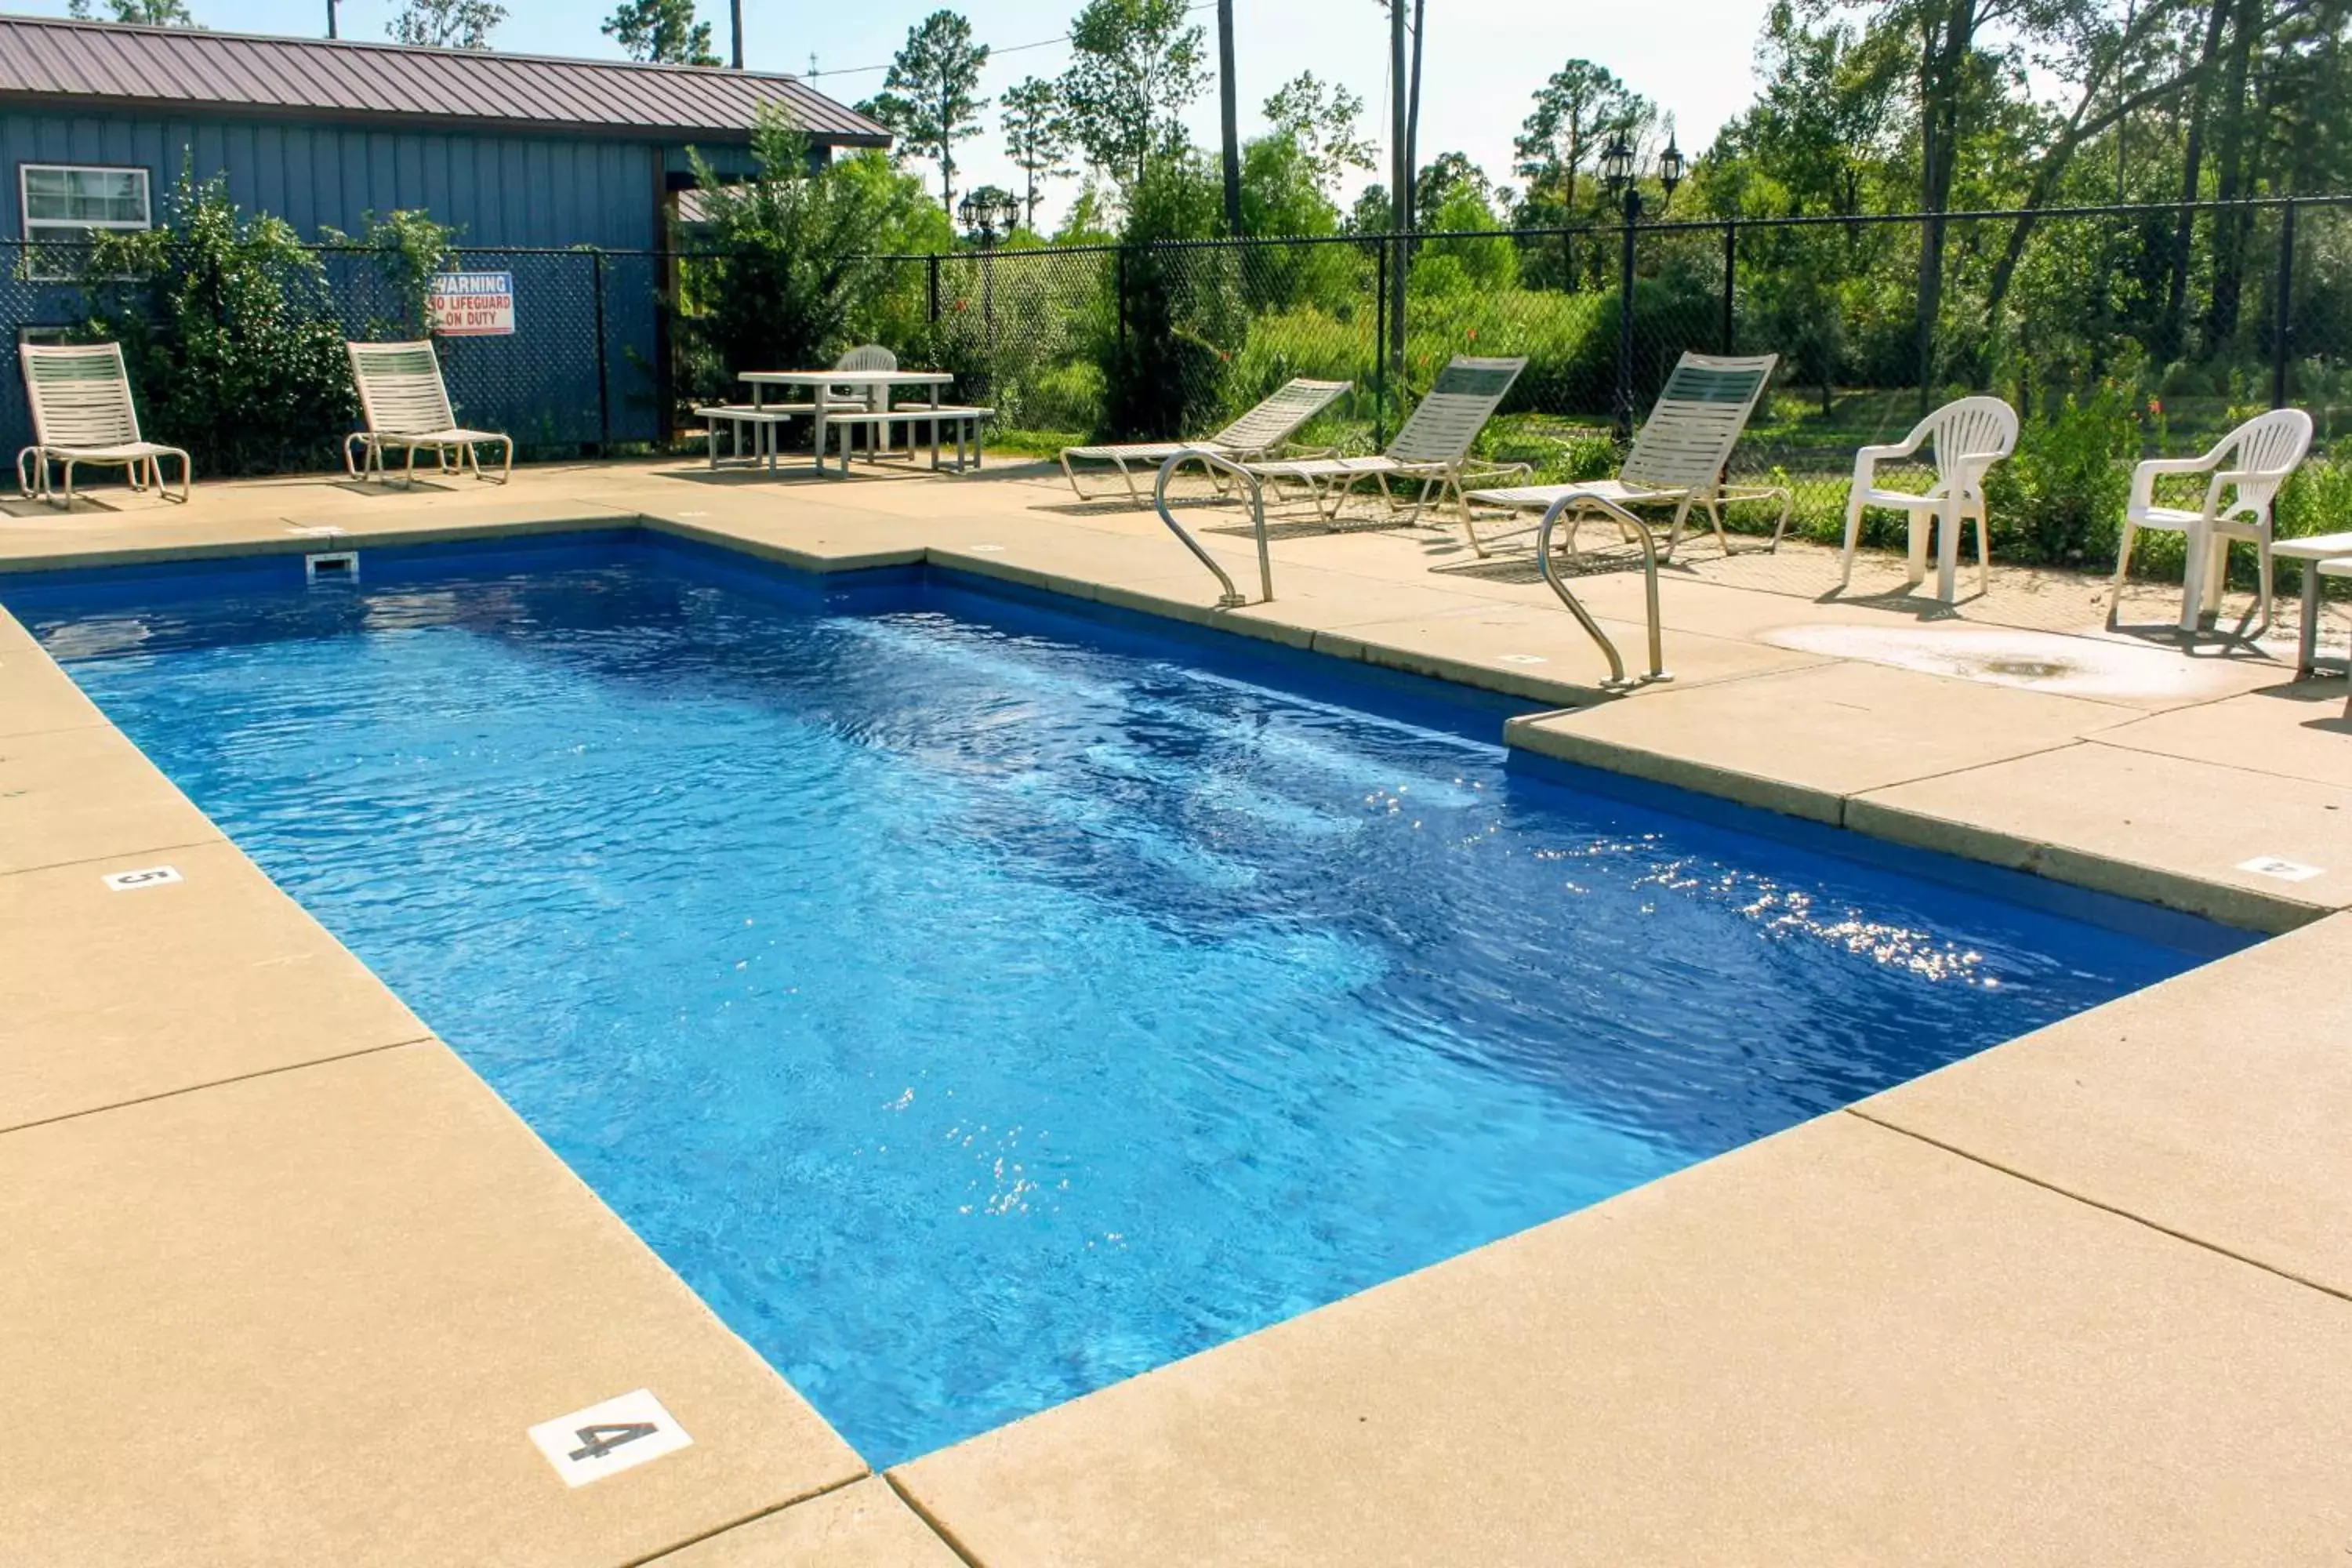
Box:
3;108;681;451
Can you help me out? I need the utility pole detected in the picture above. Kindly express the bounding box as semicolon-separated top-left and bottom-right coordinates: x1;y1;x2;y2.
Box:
1217;0;1243;235
1388;0;1407;375
729;0;744;68
1404;0;1425;234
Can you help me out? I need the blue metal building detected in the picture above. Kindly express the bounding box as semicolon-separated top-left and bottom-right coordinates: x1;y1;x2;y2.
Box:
0;14;889;450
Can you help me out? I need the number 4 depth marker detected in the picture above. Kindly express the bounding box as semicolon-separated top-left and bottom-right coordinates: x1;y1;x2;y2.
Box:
527;1389;691;1487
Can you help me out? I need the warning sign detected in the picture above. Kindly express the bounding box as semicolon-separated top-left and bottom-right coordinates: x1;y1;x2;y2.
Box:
426;270;516;336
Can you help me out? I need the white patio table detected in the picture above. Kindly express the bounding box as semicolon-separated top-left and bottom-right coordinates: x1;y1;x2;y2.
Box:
739;368;958;477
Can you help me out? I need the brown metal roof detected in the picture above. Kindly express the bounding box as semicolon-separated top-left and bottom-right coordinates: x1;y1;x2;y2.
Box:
0;13;892;145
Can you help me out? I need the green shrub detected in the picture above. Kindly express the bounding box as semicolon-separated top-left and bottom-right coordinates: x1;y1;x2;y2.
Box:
1096;154;1242;441
1983;388;2138;566
79;165;354;476
673;114;902;406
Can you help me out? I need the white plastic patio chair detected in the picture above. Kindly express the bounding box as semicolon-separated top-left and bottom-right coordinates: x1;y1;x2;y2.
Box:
1838;395;2019;603
15;342;191;505
1061;377;1351;505
827;343;898;457
1465;353;1786;560
1242;357;1530;525
345;341;513;486
2111;407;2313;637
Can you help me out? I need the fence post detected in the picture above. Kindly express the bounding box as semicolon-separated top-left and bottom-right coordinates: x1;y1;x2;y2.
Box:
1374;241;1389;449
1115;245;1128;353
1615;212;1638;439
1721;222;1737;354
2271;198;2296;409
591;250;611;456
927;252;941;325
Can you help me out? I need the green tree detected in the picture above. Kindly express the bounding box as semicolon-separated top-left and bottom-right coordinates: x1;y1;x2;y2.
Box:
1513;60;1648;220
1701;6;1892;217
1413;151;1501;230
861;11;990;215
677;112;897;393
78;168;354;474
1411;183;1518;293
1261;71;1377;194
387;0;504;49
67;0;196;22
1059;0;1209;187
1000;76;1076;230
1097;151;1236;437
601;0;716;65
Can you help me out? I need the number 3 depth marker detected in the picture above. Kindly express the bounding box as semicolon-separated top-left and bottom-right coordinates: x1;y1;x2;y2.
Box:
527;1389;692;1487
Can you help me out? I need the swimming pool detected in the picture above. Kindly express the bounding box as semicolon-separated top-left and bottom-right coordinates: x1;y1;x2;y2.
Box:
7;532;2237;1465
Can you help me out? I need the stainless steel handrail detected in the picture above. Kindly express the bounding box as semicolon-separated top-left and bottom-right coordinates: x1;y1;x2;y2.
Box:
1530;490;1671;691
1153;448;1273;607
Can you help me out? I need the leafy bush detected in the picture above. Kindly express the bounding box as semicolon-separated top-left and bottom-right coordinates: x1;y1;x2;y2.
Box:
1095;153;1241;440
79;166;355;475
321;209;459;339
1983;388;2138;565
673;114;898;406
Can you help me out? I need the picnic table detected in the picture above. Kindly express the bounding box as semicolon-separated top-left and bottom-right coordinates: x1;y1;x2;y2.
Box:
742;368;976;477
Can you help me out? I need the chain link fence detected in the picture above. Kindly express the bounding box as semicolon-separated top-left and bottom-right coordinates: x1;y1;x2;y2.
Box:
2;241;665;472
4;199;2347;571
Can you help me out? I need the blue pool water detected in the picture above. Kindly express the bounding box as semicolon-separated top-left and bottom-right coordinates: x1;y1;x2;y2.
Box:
10;534;2233;1464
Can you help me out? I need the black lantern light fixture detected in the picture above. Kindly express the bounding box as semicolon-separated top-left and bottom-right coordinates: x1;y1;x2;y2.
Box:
1599;132;1637;200
957;187;1020;246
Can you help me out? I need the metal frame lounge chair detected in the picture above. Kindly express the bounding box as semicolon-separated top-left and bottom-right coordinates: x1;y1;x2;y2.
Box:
1838;395;2020;603
1060;377;1351;505
1242;358;1530;526
15;342;191;505
344;340;513;486
2111;407;2314;637
1463;353;1786;560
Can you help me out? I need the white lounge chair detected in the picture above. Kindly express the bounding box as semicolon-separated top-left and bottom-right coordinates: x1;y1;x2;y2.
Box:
1243;357;1530;525
344;340;513;486
15;342;191;506
1463;353;1786;560
2111;407;2313;637
1838;395;2020;603
1060;377;1351;505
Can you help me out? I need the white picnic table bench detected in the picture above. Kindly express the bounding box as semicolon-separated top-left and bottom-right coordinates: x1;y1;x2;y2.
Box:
695;368;991;477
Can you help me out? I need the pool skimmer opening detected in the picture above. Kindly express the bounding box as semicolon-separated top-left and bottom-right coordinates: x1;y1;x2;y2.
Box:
305;550;360;583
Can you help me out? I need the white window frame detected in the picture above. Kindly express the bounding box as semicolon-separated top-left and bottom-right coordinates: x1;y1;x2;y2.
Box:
20;163;153;278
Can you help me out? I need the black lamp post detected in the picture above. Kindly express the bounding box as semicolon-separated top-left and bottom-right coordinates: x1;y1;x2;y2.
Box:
956;188;1019;391
1601;126;1684;437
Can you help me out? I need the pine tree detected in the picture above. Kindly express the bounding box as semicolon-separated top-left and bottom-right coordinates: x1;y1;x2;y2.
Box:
601;0;717;66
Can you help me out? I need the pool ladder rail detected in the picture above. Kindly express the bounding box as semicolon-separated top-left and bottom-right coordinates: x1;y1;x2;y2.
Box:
1150;454;1671;695
1522;488;1673;692
1152;448;1272;609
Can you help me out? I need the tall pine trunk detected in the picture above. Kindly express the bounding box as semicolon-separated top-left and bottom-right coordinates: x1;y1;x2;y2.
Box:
1912;0;1975;408
2203;0;2266;347
2161;0;2232;360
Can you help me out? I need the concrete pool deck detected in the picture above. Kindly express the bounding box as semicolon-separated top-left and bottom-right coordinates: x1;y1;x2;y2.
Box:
2;456;2347;1563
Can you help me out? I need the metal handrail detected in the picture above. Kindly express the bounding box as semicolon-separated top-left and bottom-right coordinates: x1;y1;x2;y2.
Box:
1153;447;1274;608
1530;490;1671;691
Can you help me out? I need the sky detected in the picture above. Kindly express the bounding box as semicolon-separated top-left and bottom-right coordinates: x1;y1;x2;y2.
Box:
16;0;1782;225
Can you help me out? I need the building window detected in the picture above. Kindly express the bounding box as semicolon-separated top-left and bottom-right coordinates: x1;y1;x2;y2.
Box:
20;165;151;275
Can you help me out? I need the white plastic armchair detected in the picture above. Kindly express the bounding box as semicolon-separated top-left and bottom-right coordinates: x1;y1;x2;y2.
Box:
826;343;899;455
2111;407;2313;637
1839;395;2018;602
16;342;191;505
